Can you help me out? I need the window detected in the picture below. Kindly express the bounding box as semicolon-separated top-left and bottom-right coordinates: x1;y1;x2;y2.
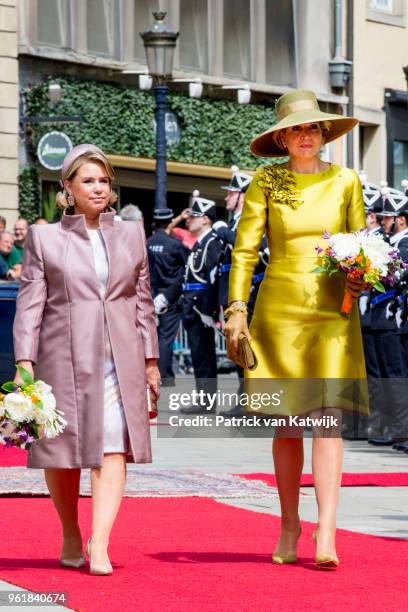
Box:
179;0;208;72
134;0;157;61
37;0;70;48
265;0;296;86
223;0;250;79
393;141;408;188
369;0;394;12
367;0;406;27
87;0;121;59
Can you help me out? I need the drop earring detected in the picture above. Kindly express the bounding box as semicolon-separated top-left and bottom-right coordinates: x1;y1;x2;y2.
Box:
67;194;75;207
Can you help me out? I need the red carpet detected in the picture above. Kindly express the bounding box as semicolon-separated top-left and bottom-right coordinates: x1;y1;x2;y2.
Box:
237;472;408;487
0;447;26;467
0;497;406;612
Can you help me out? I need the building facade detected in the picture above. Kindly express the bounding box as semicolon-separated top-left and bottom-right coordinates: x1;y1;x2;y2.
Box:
0;0;18;227
353;0;408;186
6;0;406;224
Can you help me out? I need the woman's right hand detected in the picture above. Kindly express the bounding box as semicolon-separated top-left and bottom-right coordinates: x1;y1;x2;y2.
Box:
225;313;252;357
14;360;34;385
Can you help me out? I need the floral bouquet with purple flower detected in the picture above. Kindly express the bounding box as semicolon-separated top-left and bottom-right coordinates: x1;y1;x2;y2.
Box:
0;366;67;449
314;229;407;316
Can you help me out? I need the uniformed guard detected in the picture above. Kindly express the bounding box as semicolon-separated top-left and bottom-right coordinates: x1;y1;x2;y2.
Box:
213;165;269;417
387;190;408;450
147;207;189;386
215;165;269;310
345;177;384;439
367;186;408;446
215;165;253;308
358;176;385;330
180;192;223;414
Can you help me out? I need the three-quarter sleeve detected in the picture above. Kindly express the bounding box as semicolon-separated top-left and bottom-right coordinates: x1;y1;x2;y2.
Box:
135;222;159;359
228;168;268;303
13;226;47;363
346;170;366;232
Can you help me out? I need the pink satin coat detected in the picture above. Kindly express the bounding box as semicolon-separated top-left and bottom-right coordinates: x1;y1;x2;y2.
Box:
13;211;159;468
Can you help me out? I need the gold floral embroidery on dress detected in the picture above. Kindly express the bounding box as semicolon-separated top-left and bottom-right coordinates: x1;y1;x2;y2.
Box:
257;164;303;210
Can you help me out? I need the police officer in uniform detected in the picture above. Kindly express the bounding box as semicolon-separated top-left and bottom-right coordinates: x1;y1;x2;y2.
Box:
344;177;384;439
180;192;223;414
213;165;269;417
387;185;408;451
367;186;408;445
147;208;189;386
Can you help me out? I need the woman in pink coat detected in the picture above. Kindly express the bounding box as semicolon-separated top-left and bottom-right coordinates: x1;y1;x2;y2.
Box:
13;144;160;575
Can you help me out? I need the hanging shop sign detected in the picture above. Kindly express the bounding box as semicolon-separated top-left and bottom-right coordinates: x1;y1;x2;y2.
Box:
37;131;73;171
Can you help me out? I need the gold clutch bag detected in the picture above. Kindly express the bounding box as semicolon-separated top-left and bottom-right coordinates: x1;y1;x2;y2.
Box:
227;333;258;371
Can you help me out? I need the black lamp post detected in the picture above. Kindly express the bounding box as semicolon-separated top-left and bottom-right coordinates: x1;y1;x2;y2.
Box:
140;12;179;210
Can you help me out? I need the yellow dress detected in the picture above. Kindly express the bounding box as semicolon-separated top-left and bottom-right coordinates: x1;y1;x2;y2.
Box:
229;163;369;416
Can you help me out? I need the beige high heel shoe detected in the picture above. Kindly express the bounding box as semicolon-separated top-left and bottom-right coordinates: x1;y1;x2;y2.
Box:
60;537;85;568
272;525;302;564
86;538;113;576
60;555;85;569
312;530;339;568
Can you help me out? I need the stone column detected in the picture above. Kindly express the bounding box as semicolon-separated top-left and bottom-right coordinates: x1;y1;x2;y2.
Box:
0;0;18;227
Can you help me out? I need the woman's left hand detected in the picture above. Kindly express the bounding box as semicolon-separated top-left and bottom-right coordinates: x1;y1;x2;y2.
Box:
345;276;368;299
145;359;161;399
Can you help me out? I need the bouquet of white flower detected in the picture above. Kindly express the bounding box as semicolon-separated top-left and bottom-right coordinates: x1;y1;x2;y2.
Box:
314;229;407;316
0;366;67;449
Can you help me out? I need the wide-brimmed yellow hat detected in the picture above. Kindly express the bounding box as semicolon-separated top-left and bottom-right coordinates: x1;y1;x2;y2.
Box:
250;89;358;157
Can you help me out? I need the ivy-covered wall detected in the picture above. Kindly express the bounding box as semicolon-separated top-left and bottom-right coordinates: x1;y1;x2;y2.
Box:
18;167;40;224
20;77;278;219
23;78;276;168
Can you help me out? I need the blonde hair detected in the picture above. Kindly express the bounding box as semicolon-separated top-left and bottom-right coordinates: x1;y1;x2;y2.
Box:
273;121;331;151
56;150;118;211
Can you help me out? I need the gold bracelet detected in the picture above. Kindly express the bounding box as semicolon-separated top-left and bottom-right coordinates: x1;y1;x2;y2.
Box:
224;301;248;320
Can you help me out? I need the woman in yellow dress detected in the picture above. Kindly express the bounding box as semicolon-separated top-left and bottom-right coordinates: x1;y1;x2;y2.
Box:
225;90;367;568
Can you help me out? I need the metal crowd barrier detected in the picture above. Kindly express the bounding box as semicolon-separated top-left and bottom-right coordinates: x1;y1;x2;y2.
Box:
172;320;229;374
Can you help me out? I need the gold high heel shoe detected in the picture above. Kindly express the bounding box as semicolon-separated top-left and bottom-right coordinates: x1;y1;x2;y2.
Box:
272;525;302;564
312;530;339;568
86;538;113;576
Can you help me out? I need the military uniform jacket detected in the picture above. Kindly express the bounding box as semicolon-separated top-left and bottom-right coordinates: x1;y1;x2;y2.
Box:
390;229;408;334
147;229;189;304
359;226;385;329
181;229;222;320
216;214;269;307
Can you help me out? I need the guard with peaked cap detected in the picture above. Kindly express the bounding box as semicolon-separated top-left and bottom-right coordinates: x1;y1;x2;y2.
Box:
366;187;408;446
389;189;408;452
147;207;189;386
180;191;223;414
213;165;269;417
358;176;386;330
379;184;407;236
346;175;385;440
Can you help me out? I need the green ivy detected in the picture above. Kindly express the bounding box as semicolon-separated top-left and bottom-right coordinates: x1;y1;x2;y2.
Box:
23;78;277;168
18;167;40;223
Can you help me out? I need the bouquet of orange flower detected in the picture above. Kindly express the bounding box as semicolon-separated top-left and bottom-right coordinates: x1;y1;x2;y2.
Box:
0;366;67;449
314;230;407;316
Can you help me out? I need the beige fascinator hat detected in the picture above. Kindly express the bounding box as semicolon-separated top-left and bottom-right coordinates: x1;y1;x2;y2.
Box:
250;89;358;157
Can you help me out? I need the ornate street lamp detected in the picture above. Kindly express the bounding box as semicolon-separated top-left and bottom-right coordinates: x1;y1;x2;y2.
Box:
141;12;179;210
